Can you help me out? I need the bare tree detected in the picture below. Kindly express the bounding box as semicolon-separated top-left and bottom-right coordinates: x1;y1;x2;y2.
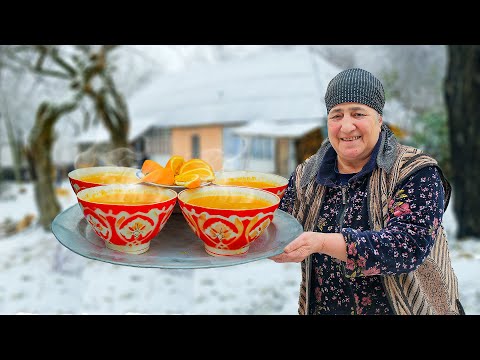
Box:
2;111;23;182
6;45;131;148
445;45;480;240
0;46;29;184
0;69;40;184
3;45;132;229
75;46;131;150
27;100;80;227
381;45;446;113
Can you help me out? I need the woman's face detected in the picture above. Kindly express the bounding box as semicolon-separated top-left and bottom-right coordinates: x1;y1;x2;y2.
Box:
327;102;382;164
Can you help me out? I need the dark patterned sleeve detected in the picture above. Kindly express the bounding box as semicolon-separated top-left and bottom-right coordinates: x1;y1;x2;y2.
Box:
341;166;445;277
278;172;296;215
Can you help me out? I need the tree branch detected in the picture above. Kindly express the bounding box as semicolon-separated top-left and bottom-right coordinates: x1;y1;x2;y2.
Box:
49;47;77;77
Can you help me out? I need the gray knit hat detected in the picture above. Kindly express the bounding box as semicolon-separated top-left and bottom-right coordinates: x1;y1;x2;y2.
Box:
324;68;385;115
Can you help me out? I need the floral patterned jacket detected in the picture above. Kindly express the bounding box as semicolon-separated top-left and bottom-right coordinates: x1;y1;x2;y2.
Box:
279;125;462;315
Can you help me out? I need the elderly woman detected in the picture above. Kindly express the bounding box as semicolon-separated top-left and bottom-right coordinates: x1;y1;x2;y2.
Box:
271;68;464;315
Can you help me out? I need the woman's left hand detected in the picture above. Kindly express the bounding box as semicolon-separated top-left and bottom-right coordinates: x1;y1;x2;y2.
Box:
269;232;324;263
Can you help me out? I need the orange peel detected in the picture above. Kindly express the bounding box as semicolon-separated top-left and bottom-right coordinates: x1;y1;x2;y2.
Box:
179;167;215;182
178;159;213;174
165;155;185;176
140;167;175;185
141;159;163;175
174;173;202;188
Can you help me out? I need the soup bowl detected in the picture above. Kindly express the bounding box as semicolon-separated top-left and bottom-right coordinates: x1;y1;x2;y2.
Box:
68;166;140;195
213;170;289;199
76;184;177;254
177;185;280;257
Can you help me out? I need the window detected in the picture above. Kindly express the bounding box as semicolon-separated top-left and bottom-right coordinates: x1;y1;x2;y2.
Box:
223;128;243;156
191;134;200;158
250;136;274;160
145;128;171;155
134;138;145;153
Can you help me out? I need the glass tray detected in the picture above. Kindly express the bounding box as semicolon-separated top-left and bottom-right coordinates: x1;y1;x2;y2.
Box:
51;204;303;269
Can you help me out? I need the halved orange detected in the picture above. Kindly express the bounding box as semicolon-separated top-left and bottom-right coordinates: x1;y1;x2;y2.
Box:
174;173;202;189
178;159;213;174
165;155;184;176
141;159;163;175
179;167;215;182
140;167;175;185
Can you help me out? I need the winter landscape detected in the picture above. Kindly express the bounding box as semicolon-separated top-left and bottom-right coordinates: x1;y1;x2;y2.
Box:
0;45;478;315
0;180;479;315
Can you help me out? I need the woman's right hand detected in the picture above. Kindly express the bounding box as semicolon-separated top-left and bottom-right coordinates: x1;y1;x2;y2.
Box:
269;231;324;263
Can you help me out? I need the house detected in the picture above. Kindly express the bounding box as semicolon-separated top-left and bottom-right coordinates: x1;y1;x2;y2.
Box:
76;46;411;178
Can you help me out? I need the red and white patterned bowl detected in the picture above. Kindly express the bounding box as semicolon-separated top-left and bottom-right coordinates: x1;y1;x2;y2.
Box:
213;170;289;199
76;184;177;254
177;185;280;257
68;166;140;195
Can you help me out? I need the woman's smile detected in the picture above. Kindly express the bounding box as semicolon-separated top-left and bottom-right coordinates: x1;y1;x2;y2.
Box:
341;136;362;142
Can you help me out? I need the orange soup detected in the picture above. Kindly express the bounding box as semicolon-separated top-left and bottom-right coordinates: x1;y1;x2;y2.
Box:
188;195;273;209
80;173;138;184
215;178;277;189
88;191;169;204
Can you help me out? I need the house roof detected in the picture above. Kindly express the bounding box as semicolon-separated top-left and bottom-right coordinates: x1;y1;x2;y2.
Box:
233;119;323;138
76;46;342;144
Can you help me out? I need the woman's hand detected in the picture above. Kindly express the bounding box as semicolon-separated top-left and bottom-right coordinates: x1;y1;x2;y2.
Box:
269;232;348;263
269;232;324;263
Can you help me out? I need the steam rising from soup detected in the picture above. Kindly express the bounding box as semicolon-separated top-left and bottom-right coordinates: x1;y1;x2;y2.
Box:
86;190;170;204
187;195;273;209
79;173;138;184
214;178;277;189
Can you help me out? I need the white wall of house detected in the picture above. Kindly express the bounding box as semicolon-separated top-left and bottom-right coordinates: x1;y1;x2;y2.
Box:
239;159;275;173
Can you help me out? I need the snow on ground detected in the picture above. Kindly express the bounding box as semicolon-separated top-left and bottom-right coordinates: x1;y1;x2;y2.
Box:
0;181;301;314
0;180;478;315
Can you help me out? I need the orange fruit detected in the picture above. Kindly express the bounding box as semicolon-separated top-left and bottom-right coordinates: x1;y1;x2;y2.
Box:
178;159;213;174
141;159;163;175
140;167;175;185
179;167;215;182
174;173;202;189
165;155;184;175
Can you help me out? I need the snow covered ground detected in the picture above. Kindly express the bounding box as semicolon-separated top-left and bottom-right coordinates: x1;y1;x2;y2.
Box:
0;180;478;315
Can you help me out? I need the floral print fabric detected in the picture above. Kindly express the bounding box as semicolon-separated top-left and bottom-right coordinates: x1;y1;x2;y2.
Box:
279;165;445;315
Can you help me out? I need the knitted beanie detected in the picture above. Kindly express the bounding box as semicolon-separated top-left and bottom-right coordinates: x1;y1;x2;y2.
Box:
324;68;385;115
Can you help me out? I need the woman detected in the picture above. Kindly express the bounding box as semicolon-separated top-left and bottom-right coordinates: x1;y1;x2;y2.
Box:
270;68;464;315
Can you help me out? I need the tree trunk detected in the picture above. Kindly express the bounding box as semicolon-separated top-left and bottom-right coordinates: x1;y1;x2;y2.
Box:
3;113;23;182
444;45;480;239
84;71;131;165
88;85;132;166
28;101;78;230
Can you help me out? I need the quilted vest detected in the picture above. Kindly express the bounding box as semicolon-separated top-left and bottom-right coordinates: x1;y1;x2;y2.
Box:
292;144;464;315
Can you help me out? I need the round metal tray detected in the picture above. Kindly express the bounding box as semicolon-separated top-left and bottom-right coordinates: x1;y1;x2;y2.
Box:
51;204;303;269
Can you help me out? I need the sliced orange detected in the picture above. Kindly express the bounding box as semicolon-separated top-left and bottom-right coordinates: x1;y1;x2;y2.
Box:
140;167;175;185
178;159;213;174
141;159;163;175
174;173;202;189
165;155;184;176
179;167;215;182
